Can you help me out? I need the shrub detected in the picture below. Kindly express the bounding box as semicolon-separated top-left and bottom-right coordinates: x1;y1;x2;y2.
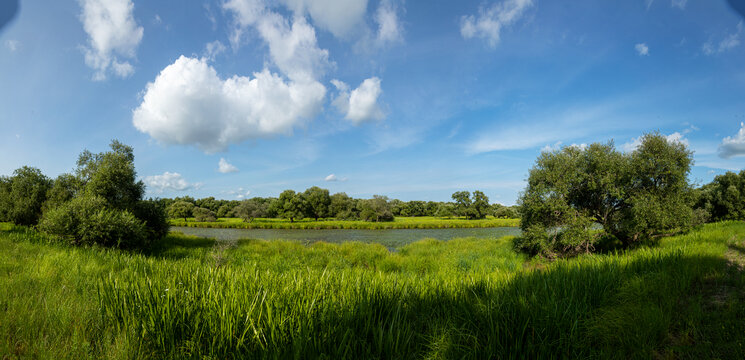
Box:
133;200;170;240
0;167;52;226
39;196;148;248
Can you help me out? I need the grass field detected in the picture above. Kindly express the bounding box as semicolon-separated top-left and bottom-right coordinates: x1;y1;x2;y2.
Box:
1;222;744;358
169;216;520;229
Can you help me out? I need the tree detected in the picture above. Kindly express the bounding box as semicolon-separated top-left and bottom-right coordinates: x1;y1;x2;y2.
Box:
193;207;217;222
517;133;694;257
0;166;52;225
44;173;82;211
330;192;355;219
698;170;745;221
76;140;145;211
275;190;306;222
167;201;195;221
360;195;394;222
233;199;267;222
451;191;472;218
434;203;455;218
471;191;490;219
304;186;330;220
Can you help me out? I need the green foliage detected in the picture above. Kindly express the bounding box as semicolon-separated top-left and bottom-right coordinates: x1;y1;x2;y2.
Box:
518;134;694;256
76;140;144;210
697;170;745;221
170;216;519;229
43;173;82;211
192;207;217;222
451;190;490;219
232;199;267;222
0;166;52;225
132;200;170;241
39;195;148;248
167;201;195;221
359;195;394;222
304;186;331;220
434;203;455;218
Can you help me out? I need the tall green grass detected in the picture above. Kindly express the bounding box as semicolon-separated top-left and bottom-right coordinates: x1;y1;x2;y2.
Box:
1;222;744;358
169;216;520;230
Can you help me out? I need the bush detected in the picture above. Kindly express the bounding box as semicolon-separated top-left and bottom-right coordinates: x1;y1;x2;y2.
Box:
193;207;217;222
39;196;148;248
133;200;170;240
0;167;52;226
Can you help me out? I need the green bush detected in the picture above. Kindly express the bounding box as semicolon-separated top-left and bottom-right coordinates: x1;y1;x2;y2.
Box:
192;207;217;222
39;196;148;249
133;200;170;241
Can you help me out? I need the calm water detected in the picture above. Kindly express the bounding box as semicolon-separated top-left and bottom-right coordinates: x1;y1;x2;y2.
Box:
172;226;522;250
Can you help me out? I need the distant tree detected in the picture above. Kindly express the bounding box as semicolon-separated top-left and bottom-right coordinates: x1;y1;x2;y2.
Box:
275;190;306;222
233;199;267;222
698;170;745;221
330;192;355;219
304;186;331;220
471;191;490;219
196;197;220;213
193;207;217;222
451;191;472;218
167;201;195;221
434;203;455;218
0;166;52;225
493;205;519;219
360;195;394;222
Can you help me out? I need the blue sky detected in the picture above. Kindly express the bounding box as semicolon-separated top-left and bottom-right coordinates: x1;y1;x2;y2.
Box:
1;0;744;205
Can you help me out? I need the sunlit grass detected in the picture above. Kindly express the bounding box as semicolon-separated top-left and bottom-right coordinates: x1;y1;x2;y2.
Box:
1;222;744;358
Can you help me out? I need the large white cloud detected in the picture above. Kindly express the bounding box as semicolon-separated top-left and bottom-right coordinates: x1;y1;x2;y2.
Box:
460;0;532;48
719;122;745;159
332;77;384;124
144;172;200;193
132;56;325;152
78;0;143;80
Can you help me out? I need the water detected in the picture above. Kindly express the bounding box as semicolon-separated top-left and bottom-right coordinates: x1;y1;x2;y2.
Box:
172;226;522;250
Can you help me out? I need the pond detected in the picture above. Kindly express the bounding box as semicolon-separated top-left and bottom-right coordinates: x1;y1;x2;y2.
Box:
172;226;522;250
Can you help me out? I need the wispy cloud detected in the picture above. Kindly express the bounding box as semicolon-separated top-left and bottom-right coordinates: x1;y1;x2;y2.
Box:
460;0;533;48
703;22;743;55
635;43;649;56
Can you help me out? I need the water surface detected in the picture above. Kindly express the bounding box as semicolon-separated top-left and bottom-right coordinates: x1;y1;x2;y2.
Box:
172;226;521;250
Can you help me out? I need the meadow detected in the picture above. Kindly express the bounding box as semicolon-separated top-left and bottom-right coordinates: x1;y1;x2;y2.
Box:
1;221;745;359
169;216;520;230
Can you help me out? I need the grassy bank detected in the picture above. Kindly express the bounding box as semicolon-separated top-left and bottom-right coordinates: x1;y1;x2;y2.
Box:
169;216;520;229
1;222;744;358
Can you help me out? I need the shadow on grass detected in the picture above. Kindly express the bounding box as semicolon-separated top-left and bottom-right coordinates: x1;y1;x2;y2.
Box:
728;243;745;256
145;232;217;259
109;251;744;359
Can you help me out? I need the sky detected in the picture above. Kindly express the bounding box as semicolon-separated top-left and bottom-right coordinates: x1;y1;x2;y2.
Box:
1;0;744;205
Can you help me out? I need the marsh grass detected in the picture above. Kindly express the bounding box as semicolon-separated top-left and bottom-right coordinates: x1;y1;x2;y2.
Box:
169;216;520;230
1;222;744;358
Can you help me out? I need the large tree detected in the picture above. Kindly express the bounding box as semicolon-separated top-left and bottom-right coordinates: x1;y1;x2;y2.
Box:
76;140;145;210
517;134;694;256
304;186;331;220
0;166;52;225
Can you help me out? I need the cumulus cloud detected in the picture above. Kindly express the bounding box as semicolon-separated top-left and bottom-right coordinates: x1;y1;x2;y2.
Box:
132;56;325;153
718;122;745;159
218;158;239;173
621;132;689;152
324;174;338;181
331;77;384;124
5;40;18;52
460;0;533;48
541;141;562;153
144;172;200;193
702;22;743;56
78;0;143;80
225;187;251;199
635;43;649;56
278;0;368;39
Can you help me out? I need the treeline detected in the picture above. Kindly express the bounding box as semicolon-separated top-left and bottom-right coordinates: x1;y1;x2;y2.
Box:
160;189;519;223
0;141;168;249
516;132;745;258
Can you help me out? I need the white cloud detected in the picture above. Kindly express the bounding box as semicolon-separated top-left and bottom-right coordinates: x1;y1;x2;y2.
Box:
225;187;251;199
703;22;743;55
332;77;384;124
671;0;687;9
132;56;325;153
718;122;745;158
635;43;649;56
460;0;533;48
325;174;338;181
5;40;18;52
278;0;368;39
541;141;562;153
78;0;143;80
374;0;403;47
621;132;689;152
144;172;200;193
203;40;227;62
224;0;332;82
218;158;239;173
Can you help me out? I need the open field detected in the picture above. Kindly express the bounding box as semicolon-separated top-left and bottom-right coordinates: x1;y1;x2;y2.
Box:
1;222;745;358
169;216;520;230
